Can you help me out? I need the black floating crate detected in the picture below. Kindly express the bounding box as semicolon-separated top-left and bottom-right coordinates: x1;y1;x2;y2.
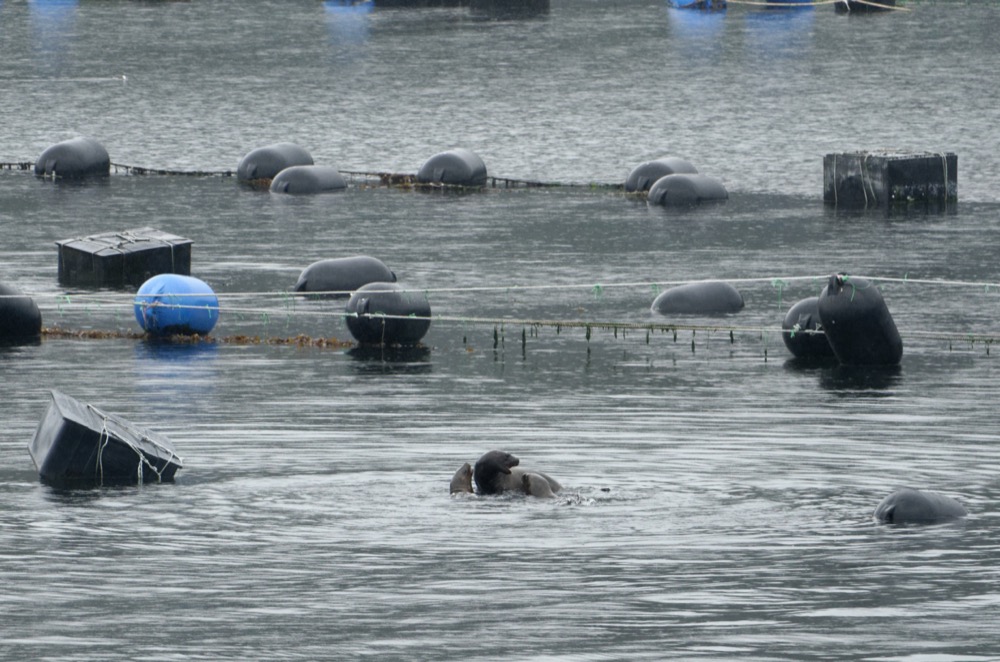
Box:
56;226;192;288
823;151;957;210
28;390;183;487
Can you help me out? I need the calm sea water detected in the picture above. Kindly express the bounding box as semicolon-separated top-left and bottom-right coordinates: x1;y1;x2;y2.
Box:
3;1;1000;660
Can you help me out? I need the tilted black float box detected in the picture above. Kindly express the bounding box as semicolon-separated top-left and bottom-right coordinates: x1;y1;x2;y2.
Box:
823;151;957;210
28;390;183;487
56;227;192;288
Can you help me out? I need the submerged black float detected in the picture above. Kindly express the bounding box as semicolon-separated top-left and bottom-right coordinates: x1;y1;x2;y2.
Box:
237;143;314;183
647;173;728;207
624;157;698;193
835;0;896;12
817;274;902;366
56;227;193;289
416;148;488;187
294;256;397;297
874;488;967;524
345;282;431;345
270;165;347;194
34;137;110;180
823;151;957;209
0;283;42;344
651;281;744;315
29;390;183;486
781;297;835;360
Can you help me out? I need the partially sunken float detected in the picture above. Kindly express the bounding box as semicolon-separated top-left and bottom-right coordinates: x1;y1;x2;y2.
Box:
835;0;896;13
237;142;313;185
625;157;698;193
823;151;957;209
34;137;110;180
29;390;183;487
56;227;193;289
416;148;488;187
293;256;397;297
647;174;728;207
270;165;347;194
651;281;744;315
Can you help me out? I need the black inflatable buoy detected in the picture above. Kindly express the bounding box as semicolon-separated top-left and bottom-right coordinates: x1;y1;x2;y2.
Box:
781;297;835;360
0;283;42;345
34;137;110;180
345;282;431;346
647;174;728;207
651;281;744;315
625;157;698;193
270;165;347;194
293;256;397;297
416;148;487;187
874;488;967;524
237;143;313;183
817;274;902;366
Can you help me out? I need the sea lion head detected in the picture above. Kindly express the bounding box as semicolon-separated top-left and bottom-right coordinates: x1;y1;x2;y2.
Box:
473;450;520;495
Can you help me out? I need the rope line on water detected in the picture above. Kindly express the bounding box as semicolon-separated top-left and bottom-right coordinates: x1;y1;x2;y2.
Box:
7;273;1000;305
1;161;622;190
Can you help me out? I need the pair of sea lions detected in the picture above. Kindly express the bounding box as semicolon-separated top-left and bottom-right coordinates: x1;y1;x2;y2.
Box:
450;450;561;498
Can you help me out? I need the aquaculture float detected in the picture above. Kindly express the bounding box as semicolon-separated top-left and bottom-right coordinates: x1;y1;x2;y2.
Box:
28;390;183;487
134;274;220;337
270;165;347;194
345;282;431;345
0;283;42;345
34;137;110;180
834;0;896;12
817;274;902;366
651;281;744;315
294;256;397;297
624;157;698;193
781;296;835;360
647;173;728;207
416;148;488;187
667;0;726;9
56;227;193;289
237;143;314;185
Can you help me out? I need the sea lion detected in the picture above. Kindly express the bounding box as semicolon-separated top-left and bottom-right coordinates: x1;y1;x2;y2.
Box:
473;450;562;497
449;462;474;495
874;488;968;524
473;450;520;495
522;472;556;498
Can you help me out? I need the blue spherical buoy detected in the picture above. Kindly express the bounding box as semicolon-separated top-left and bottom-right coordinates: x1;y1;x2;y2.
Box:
134;274;219;336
